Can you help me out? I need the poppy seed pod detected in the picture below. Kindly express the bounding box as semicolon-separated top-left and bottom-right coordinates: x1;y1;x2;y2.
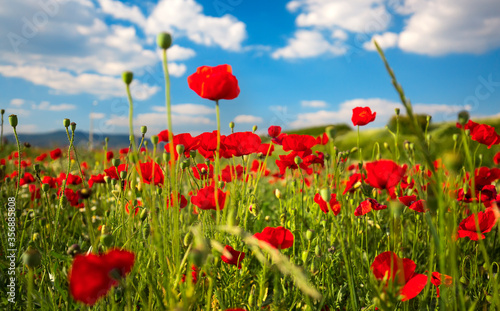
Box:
9;114;18;128
252;125;258;133
22;246;42;268
70;122;76;132
176;144;185;155
122;71;133;85
157;32;172;50
63;118;70;128
151;135;159;145
140;126;147;135
0;109;4;115
100;234;113;247
229;121;235;129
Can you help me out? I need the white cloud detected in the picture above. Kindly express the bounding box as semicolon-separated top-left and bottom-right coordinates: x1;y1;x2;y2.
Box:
0;65;160;100
145;0;247;51
97;0;146;28
166;45;196;61
10;98;26;106
289;0;391;33
32;101;76;111
397;0;500;55
234;115;263;124
90;112;106;119
301;100;328;108
363;32;398;51
290;98;472;128
272;30;346;59
4;108;31;117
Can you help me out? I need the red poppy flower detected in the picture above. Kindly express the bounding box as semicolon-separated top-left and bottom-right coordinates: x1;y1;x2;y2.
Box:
157;129;172;143
365;160;406;190
60;188;83;208
258;143;274;157
275;151;313;175
119;148;129;155
430;272;452;297
66;173;83;185
104;151;112;162
69;249;135;305
104;164;128;180
187;64;240;101
42;176;57;188
35;153;47;162
474;167;500;189
166;192;188;210
181;264;199;284
190;185;227;211
19;172;36;186
192;163;214;180
371;251;428;301
125;200;141;216
493;152;500;165
272;132;288;145
282;134;318;152
457;208;497;240
224;132;261;157
456;119;479;131
171;133;200;158
88;174;106;188
398;195;426;213
314;193;341;215
138;161;164;186
268;125;281;138
221;245;245;269
50;148;62;160
343;173;364;195
253;226;294;250
352;107;376;126
220;165;245;183
470;123;500;148
316;133;329;145
354;198;387;216
29;184;40;201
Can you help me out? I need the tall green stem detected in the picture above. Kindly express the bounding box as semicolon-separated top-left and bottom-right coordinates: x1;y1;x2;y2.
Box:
12;127;21;200
125;84;137;155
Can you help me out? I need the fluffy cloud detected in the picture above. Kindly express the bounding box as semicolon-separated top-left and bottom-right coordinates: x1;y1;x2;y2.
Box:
32;101;76;111
97;0;146;28
0;65;160;100
90;112;106;119
234;115;263;124
10;98;27;106
397;0;500;55
290;98;471;128
272;30;346;59
145;0;247;51
363;32;398;51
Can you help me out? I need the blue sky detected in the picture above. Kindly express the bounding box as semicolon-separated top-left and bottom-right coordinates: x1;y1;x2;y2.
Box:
1;0;500;138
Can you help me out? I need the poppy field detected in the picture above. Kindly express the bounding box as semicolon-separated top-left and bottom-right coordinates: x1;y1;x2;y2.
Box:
1;35;500;311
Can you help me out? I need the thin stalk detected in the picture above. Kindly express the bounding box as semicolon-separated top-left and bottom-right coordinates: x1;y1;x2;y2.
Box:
12;126;21;200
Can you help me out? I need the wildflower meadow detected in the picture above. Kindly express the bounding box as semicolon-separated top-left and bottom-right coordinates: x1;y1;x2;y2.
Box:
1;33;500;311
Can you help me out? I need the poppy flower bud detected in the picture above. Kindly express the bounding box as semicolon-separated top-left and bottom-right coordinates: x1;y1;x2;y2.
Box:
156;187;162;195
119;171;127;179
142;223;151;239
464;129;470;136
180;160;190;170
350;147;358;154
248;285;256;307
218;181;225;188
100;233;113;247
163;152;170;162
395;108;400;116
275;189;281;199
457;110;469;125
33;163;40;173
151;135;159;145
67;244;81;257
104;176;111;184
264;215;270;221
122;71;133;85
306;229;314;241
70;122;76;132
320;188;330;203
0;109;4;115
452;134;459;142
301;250;308;263
22;246;42;268
63;118;70;128
141;126;147;135
112;158;120;167
294;156;302;165
229;121;235;129
252;125;258;133
157;32;172;50
9;114;18;128
41;183;50;192
176;144;185;155
24;142;31;148
314;245;321;256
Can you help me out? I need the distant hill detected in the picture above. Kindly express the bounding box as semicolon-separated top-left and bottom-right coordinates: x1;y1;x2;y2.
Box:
3;130;133;149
